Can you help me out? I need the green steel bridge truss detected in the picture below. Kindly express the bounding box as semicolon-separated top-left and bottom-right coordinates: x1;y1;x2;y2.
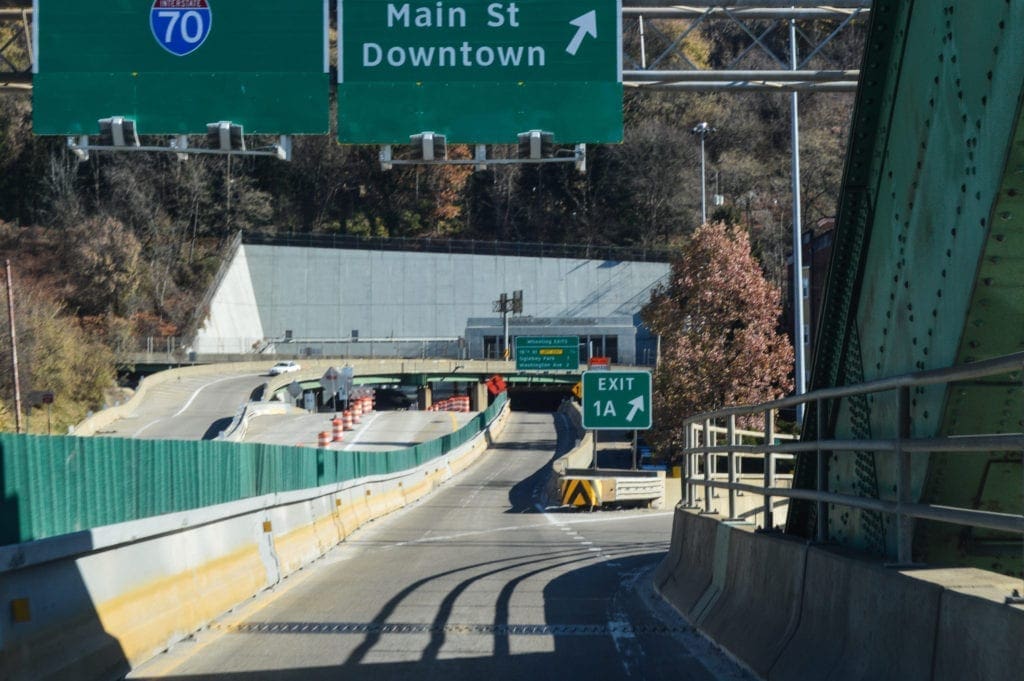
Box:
789;0;1024;577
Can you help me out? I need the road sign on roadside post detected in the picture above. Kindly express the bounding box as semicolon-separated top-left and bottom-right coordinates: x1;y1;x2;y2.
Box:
337;0;622;143
515;336;579;371
581;370;652;430
322;367;342;411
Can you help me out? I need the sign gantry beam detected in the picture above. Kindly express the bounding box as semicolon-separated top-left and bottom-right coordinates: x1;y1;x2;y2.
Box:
7;4;868;96
622;2;869;92
0;8;32;93
623;6;870;20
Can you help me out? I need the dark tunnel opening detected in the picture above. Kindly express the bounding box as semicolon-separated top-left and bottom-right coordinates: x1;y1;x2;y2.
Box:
506;385;574;412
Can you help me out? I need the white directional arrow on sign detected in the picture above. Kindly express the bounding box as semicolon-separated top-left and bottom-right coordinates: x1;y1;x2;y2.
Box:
625;395;645;423
566;10;597;56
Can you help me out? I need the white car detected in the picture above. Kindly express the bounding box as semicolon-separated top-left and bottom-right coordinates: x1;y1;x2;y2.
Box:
268;361;300;376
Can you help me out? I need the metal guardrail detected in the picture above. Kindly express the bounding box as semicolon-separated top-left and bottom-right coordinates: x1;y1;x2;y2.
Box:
683;423;797;525
681;352;1024;586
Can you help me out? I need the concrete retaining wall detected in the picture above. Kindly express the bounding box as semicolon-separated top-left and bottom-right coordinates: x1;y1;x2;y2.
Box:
0;402;510;680
551;401;591;476
655;506;1024;681
195;244;670;354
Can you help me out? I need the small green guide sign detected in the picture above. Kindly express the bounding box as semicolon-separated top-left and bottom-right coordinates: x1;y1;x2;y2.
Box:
581;370;652;430
337;0;623;143
515;336;579;371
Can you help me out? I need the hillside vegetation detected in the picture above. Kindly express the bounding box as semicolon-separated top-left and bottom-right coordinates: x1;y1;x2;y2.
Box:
0;10;864;432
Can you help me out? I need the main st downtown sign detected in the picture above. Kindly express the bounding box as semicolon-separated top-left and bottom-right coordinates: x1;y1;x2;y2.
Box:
339;0;622;143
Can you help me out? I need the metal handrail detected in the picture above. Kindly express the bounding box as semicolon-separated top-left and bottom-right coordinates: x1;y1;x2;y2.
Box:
679;352;1024;578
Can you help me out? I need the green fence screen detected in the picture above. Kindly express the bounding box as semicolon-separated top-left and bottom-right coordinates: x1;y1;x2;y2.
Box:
0;393;506;546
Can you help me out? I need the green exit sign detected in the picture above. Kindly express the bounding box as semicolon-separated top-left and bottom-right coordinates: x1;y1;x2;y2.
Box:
34;0;329;135
581;370;652;430
515;336;579;371
337;0;623;143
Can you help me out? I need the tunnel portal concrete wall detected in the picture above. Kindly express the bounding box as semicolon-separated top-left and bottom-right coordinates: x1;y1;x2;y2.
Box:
194;245;669;354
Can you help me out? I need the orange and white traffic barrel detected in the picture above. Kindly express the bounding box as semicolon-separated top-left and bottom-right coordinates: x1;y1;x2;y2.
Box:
343;410;353;430
332;418;344;442
317;431;331;448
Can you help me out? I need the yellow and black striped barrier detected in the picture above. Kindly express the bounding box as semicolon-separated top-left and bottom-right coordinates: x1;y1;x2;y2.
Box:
561;478;600;508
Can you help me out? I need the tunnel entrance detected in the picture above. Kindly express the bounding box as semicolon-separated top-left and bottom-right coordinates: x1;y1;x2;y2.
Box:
507;385;574;412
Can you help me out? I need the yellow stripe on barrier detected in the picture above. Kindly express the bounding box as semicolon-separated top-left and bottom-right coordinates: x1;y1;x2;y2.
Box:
96;544;266;666
561;479;598;508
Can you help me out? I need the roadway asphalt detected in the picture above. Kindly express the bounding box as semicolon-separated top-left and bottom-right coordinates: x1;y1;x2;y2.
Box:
99;370;268;440
129;412;755;681
96;367;477;449
243;409;478;450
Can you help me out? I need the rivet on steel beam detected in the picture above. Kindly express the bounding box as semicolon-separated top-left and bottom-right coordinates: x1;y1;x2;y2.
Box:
10;598;30;623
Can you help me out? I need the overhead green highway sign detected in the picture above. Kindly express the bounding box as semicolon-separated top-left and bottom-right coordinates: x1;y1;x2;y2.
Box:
33;0;329;135
337;0;623;143
581;370;652;430
515;336;579;371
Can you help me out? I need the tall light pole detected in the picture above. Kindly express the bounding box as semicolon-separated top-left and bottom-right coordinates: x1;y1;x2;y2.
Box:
789;18;807;425
5;260;22;434
691;122;715;225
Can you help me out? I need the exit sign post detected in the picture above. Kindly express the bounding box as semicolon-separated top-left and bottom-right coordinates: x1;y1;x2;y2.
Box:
337;0;623;143
581;370;652;430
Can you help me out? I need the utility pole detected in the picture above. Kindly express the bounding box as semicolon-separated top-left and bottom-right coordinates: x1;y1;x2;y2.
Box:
5;260;22;434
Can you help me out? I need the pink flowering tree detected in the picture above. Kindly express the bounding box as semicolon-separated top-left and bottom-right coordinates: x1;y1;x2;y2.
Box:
641;222;794;453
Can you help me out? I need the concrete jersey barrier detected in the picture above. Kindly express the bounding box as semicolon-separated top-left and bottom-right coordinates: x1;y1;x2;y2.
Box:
654;507;1024;681
0;401;511;680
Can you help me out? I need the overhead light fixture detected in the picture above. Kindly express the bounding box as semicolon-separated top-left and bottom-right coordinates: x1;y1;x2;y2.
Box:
574;144;587;173
206;121;246;151
517;130;553;160
275;135;293;162
98;116;140;147
170;135;189;161
410;131;446;161
379;145;393;170
66;135;89;161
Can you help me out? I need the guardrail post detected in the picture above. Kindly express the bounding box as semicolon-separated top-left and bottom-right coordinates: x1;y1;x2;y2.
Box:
763;407;775;531
682;421;692;507
896;385;913;565
686;422;698;508
702;418;714;514
815;398;827;543
727;414;737;520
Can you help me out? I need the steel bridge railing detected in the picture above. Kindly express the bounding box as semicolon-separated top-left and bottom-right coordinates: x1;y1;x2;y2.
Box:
680;352;1024;578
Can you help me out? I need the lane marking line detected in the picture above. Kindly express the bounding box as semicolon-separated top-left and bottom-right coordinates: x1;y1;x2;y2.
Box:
342;412;382;450
174;374;260;418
